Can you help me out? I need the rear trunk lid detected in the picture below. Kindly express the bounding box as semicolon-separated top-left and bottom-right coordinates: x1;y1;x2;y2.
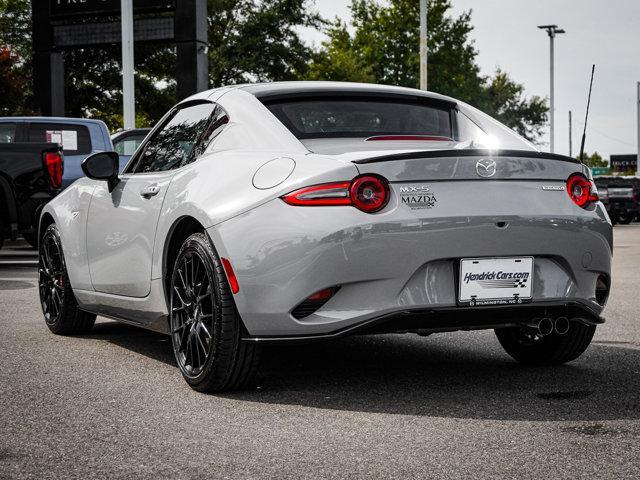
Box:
349;148;592;219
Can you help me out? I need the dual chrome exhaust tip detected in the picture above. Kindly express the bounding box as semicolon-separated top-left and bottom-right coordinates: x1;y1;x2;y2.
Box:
526;316;571;336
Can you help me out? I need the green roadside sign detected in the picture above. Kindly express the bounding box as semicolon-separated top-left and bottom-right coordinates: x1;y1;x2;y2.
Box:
591;167;609;176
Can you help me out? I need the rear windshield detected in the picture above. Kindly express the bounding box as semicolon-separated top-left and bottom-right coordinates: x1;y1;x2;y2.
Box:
0;122;17;143
266;98;454;139
27;122;92;155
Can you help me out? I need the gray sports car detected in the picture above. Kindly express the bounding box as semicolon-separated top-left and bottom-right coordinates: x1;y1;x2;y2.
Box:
38;82;612;392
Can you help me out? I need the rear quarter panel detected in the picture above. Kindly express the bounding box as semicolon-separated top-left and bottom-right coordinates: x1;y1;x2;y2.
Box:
151;150;359;280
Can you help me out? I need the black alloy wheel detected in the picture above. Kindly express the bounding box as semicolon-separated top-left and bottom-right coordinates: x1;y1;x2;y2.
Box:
170;244;216;378
39;226;65;325
38;224;95;334
169;233;261;392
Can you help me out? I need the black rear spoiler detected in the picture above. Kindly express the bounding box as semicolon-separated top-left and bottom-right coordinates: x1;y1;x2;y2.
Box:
353;149;580;165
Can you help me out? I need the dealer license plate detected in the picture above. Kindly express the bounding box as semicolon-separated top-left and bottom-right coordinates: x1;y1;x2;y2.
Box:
459;257;533;306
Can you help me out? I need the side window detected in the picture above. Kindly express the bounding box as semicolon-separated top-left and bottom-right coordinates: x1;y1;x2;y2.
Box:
190;106;229;161
133;102;215;173
0;123;17;143
28;123;92;155
113;134;147;155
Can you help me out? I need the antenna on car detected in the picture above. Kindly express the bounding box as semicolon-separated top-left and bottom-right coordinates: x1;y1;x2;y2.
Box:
578;64;595;163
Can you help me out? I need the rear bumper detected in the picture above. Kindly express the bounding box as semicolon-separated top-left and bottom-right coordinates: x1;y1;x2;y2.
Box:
208;196;612;339
242;300;605;343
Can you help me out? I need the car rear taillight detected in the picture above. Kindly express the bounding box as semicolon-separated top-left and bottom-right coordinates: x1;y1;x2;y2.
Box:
44;152;63;189
282;175;390;213
566;173;598;209
280;182;351;206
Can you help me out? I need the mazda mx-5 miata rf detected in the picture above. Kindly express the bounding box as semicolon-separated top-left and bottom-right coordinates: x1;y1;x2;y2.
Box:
38;82;612;392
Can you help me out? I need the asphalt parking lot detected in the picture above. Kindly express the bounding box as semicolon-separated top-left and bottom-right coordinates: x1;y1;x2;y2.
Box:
1;228;639;480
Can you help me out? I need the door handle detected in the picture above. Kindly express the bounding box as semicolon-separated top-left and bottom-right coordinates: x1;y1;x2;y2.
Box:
140;184;160;198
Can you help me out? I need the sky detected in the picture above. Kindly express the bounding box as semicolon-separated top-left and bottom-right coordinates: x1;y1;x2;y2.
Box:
301;0;640;159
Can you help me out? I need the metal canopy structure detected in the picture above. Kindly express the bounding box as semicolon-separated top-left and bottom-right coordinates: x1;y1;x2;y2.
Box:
32;0;208;117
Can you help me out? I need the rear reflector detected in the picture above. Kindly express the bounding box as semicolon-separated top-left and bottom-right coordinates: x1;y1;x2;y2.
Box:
291;287;340;319
220;257;240;294
44;152;63;189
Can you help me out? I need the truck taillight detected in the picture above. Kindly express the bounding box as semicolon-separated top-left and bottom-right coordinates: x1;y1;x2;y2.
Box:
281;175;390;213
566;173;598;209
44;152;63;189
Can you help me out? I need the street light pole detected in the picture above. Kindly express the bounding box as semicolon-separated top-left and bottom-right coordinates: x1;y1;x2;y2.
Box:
569;110;572;157
419;0;427;90
637;81;640;176
121;0;135;130
538;25;565;153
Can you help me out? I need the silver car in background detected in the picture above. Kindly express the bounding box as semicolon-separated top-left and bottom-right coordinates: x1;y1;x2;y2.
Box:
38;82;612;392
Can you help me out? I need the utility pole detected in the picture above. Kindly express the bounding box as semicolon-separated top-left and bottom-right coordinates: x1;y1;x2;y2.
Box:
419;0;427;90
637;81;640;176
569;110;572;157
121;0;135;129
538;25;565;153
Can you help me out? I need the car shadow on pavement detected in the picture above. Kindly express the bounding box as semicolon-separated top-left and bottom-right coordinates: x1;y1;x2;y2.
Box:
87;321;640;422
85;321;176;367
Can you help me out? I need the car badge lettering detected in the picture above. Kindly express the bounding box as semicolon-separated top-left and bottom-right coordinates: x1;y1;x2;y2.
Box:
399;185;437;209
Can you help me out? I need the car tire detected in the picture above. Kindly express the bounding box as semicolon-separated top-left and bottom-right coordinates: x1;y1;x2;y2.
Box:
38;224;96;335
169;232;261;392
495;321;596;365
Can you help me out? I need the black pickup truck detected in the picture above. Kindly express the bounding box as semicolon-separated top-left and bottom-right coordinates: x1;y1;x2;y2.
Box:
594;176;640;225
0;143;63;249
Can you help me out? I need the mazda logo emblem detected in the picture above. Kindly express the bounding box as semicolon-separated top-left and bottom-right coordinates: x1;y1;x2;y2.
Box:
476;159;497;178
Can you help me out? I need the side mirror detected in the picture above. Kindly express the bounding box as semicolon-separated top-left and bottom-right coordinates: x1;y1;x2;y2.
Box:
81;152;120;192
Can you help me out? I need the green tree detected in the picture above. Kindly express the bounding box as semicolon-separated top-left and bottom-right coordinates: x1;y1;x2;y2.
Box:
306;22;374;83
577;151;608;168
305;0;548;143
0;0;33;115
207;0;324;86
0;46;32;115
0;0;321;130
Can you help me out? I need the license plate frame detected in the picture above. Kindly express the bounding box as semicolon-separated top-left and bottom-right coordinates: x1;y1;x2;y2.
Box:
458;257;534;306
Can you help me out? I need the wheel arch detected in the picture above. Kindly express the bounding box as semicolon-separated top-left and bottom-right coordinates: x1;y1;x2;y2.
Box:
162;215;207;300
38;211;56;242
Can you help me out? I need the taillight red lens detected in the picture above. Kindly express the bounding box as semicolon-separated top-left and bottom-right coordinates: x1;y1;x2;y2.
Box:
349;175;389;212
281;175;390;213
281;182;351;206
44;152;63;189
566;173;598;208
